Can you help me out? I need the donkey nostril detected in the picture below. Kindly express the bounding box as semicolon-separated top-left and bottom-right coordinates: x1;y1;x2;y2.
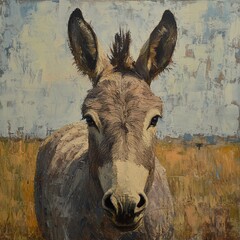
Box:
103;194;115;213
137;194;147;208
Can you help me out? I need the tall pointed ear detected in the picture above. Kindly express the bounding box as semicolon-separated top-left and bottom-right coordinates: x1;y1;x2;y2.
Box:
68;8;107;85
135;10;177;85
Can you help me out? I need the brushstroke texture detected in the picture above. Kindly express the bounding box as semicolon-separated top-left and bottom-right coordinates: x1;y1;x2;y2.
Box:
0;138;239;239
0;1;239;138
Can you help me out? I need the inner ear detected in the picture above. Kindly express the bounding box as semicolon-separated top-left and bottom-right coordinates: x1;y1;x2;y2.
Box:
135;10;177;84
68;8;98;78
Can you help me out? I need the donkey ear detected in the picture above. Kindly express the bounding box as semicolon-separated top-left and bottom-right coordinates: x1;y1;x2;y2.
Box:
68;8;106;85
135;10;177;85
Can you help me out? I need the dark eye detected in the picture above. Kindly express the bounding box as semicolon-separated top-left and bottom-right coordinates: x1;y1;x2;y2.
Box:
84;115;96;127
149;115;160;128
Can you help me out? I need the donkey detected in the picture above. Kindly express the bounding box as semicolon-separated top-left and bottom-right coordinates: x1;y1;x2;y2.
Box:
34;8;177;240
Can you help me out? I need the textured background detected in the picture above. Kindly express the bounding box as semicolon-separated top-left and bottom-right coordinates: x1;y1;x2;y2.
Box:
0;1;240;240
0;0;239;138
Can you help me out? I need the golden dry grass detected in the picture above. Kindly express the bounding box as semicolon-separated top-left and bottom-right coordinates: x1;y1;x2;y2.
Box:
0;138;239;239
0;139;43;240
156;139;240;240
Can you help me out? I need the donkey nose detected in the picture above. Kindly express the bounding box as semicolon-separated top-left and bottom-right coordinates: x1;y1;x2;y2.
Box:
102;191;148;220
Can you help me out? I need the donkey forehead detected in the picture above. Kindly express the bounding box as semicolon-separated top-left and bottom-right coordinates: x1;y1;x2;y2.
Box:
82;74;163;118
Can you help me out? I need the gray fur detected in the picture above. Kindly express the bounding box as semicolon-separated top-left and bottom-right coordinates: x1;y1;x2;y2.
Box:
35;8;177;240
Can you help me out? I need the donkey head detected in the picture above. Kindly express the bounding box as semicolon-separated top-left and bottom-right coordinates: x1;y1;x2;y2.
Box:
68;8;177;231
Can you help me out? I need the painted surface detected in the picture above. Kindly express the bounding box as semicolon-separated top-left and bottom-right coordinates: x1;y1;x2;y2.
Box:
0;1;239;138
0;1;240;240
0;139;239;239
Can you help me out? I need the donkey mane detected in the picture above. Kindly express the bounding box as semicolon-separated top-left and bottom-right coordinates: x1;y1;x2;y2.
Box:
109;29;135;73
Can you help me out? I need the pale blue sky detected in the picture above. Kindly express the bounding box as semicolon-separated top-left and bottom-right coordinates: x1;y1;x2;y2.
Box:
0;1;239;138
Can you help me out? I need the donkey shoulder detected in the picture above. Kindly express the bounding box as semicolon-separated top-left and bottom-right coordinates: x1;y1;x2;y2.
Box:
35;120;89;190
35;122;89;239
38;122;88;169
35;121;89;207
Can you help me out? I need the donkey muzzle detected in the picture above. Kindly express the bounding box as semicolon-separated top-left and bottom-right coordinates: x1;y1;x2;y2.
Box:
102;190;148;231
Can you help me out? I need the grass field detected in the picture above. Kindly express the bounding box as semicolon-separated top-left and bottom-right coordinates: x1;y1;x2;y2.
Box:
0;137;239;240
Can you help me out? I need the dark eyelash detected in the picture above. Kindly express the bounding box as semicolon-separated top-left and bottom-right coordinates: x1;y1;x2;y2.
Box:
86;116;95;126
148;115;161;128
83;115;96;127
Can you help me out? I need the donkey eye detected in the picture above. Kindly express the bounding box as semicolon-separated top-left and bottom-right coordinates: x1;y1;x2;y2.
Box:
84;115;96;127
149;115;160;128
